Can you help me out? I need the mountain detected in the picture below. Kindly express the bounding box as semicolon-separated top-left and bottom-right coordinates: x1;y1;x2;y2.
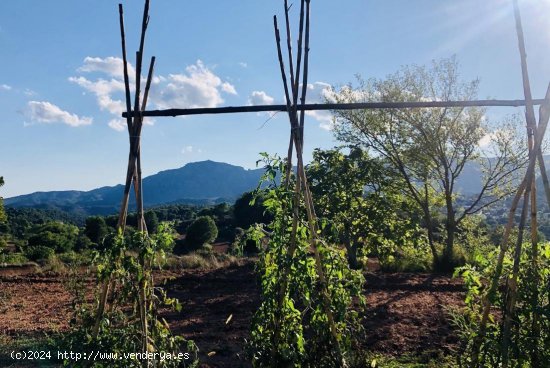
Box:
5;160;264;216
5;156;540;218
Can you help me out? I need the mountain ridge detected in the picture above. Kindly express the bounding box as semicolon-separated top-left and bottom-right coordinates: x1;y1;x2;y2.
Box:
5;160;264;216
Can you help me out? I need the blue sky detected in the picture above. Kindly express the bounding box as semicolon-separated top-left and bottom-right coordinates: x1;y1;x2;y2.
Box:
1;0;550;197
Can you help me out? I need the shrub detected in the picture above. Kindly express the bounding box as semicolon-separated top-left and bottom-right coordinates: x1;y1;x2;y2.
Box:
0;252;29;265
25;246;55;262
233;191;273;229
27;221;79;253
380;244;434;273
84;216;109;245
184;216;218;249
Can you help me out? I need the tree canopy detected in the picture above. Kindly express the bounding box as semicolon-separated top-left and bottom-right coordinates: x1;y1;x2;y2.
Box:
184;215;218;249
307;147;423;268
331;58;527;268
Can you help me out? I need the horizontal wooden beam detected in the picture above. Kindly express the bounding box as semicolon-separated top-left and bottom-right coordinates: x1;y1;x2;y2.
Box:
122;99;547;118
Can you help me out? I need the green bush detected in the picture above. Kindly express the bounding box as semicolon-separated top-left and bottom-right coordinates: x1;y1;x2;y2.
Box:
57;250;92;266
0;252;29;265
25;246;55;262
27;221;79;253
380;244;433;273
183;216;218;250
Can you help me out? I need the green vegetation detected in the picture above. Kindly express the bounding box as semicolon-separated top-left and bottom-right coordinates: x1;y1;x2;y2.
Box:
450;242;550;367
233;190;273;229
24;245;55;262
247;155;365;367
331;58;526;270
0;177;7;249
84;216;109;246
308;147;424;270
27;221;79;253
182;216;218;250
61;225;198;367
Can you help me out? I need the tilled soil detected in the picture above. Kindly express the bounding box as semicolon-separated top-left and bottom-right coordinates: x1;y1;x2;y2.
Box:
0;262;465;367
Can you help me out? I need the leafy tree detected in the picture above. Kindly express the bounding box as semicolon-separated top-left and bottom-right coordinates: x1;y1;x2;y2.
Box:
144;211;159;234
233;191;273;229
25;245;55;262
184;216;218;249
307;147;423;269
75;233;94;251
331;57;526;269
197;203;234;241
85;216;109;245
0;177;6;226
27;221;79;253
5;207;83;239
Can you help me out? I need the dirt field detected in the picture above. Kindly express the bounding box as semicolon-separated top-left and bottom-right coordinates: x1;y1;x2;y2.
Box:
0;261;465;367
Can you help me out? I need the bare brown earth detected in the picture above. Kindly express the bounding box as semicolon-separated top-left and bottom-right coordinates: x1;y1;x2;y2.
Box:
0;261;465;367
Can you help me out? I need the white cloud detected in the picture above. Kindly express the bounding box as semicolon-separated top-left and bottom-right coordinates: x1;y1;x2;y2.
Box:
239;62;248;68
222;82;237;95
71;57;236;130
181;145;203;154
248;90;275;105
302;82;336;130
70;56;133;130
78;56;136;81
309;111;335;131
23;88;36;96
0;84;12;91
153;60;237;109
25;101;92;127
68;76;126;115
182;145;194;154
108;118;126;132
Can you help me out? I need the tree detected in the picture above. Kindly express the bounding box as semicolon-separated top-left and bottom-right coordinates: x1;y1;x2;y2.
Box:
0;177;6;225
144;211;159;234
27;221;79;253
307;147;422;268
184;216;218;249
85;216;109;245
0;177;6;248
233;191;273;229
331;58;526;269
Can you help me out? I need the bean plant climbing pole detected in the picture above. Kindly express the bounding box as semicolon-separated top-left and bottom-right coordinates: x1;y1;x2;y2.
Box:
91;0;157;363
271;0;345;363
470;1;550;367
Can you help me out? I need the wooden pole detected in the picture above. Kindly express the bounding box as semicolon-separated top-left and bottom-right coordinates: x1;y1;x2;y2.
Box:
471;101;550;367
284;0;296;104
505;1;540;366
93;5;154;361
274;15;297;188
123;99;548;118
273;4;345;365
298;0;311;155
119;4;134;136
133;56;155;234
272;14;301;358
283;0;296;186
292;0;306;105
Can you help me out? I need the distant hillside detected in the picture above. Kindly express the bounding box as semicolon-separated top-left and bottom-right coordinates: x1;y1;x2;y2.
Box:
5;160;264;216
5;156;541;218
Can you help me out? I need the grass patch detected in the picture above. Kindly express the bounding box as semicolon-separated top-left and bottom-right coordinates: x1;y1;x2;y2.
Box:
0;334;63;367
161;251;243;270
0;252;29;265
366;353;456;367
